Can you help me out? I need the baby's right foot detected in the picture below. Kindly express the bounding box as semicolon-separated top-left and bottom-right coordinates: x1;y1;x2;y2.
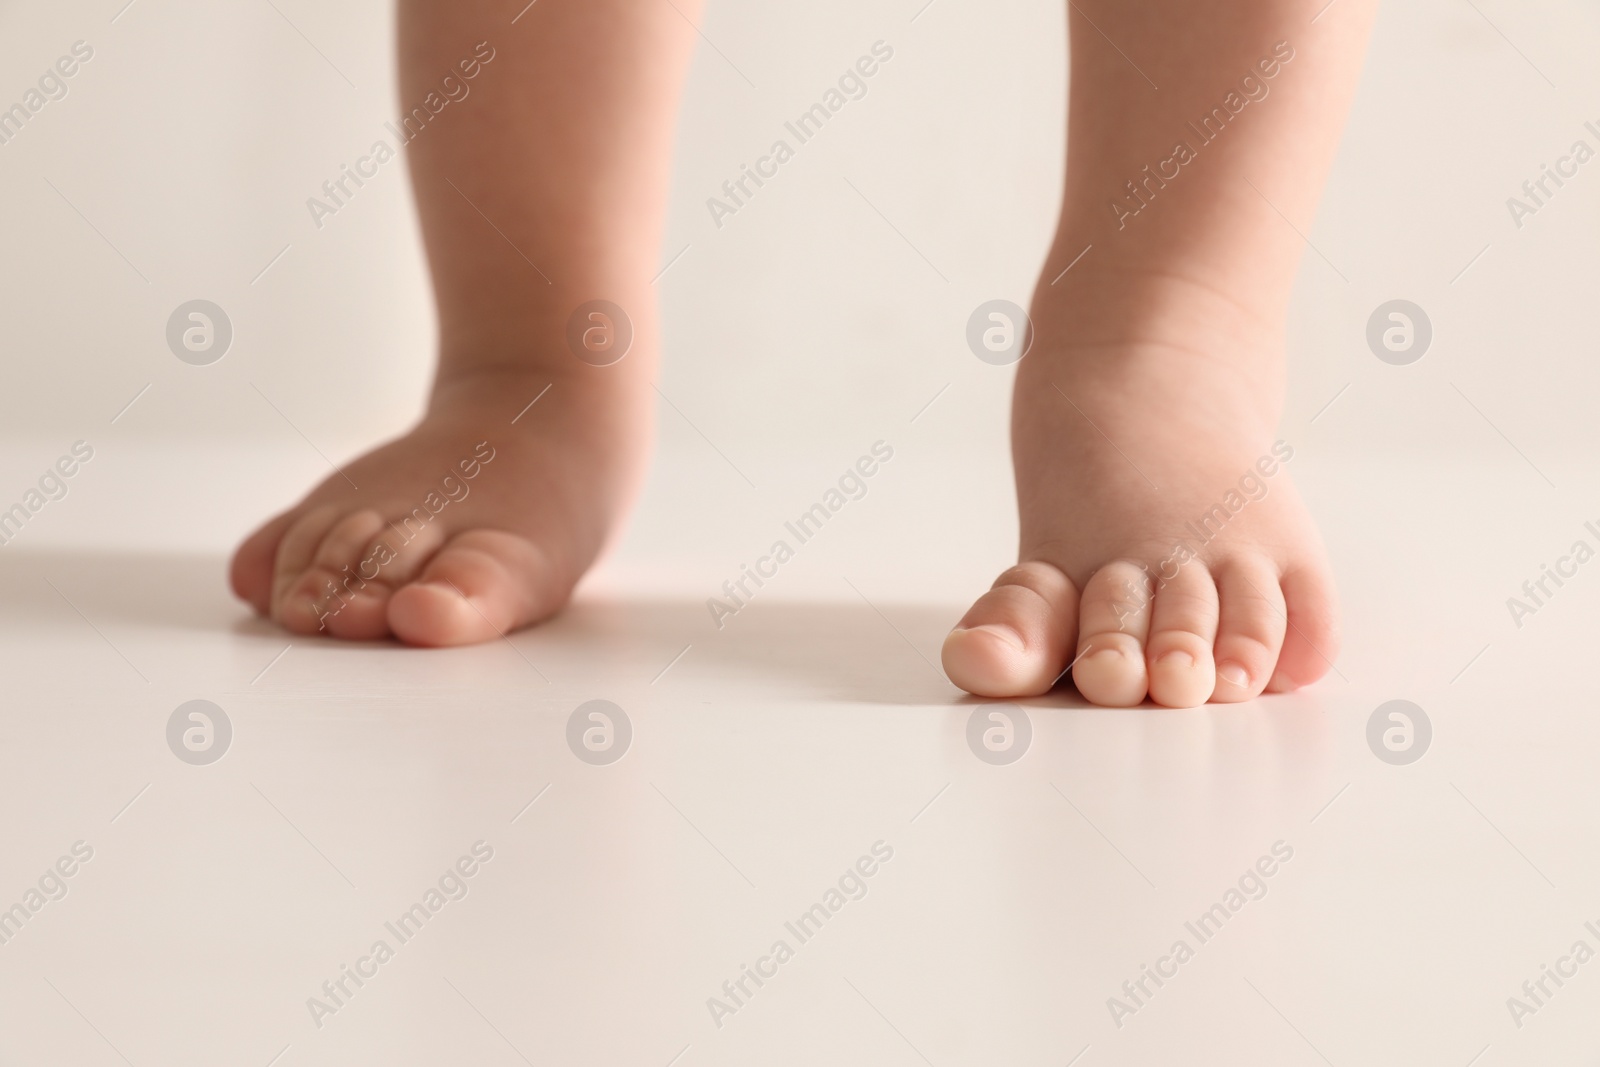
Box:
229;363;650;645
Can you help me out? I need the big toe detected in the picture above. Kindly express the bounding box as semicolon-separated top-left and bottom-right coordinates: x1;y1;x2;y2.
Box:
387;530;569;647
942;562;1079;697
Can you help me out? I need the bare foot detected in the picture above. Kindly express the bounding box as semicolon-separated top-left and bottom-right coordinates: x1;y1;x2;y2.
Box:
229;366;649;645
935;0;1374;706
942;276;1339;707
234;0;698;644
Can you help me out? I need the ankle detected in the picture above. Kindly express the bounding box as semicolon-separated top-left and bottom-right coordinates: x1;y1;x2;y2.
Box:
430;286;658;400
1029;260;1283;364
426;357;646;422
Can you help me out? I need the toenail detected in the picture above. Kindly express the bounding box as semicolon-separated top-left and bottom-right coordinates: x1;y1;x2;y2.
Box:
1217;661;1250;688
416;579;467;598
960;623;1024;652
1269;668;1298;691
1156;649;1195;670
1083;645;1125;664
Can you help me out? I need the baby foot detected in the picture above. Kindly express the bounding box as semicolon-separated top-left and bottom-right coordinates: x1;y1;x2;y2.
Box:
942;277;1339;707
230;366;649;645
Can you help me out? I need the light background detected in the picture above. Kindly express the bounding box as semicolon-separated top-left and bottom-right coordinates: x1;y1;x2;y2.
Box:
3;2;1600;1064
1;0;1596;578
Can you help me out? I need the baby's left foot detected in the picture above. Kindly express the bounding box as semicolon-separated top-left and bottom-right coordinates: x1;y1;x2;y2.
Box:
942;276;1339;708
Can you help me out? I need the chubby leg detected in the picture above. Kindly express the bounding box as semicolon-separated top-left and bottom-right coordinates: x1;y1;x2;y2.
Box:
943;0;1375;705
231;0;700;643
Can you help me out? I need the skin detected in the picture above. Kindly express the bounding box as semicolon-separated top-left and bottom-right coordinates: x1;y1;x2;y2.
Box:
230;0;702;643
942;0;1377;706
233;0;1374;710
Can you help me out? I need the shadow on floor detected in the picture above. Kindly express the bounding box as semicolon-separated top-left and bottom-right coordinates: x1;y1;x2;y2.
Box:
0;547;272;633
538;597;1103;708
0;548;1091;706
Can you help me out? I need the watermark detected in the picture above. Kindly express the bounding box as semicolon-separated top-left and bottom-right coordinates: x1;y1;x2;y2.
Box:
312;442;498;628
1505;920;1600;1029
1108;442;1294;627
0;40;94;148
167;700;232;765
1366;700;1430;765
167;299;233;365
0;440;94;548
0;841;94;948
566;700;631;765
706;841;895;1029
706;441;894;629
1107;840;1294;1028
1109;41;1295;229
306;42;497;230
1505;521;1600;629
1365;299;1430;365
966;704;1032;765
1506;123;1600;230
966;300;1032;365
306;840;495;1028
706;40;895;229
565;300;632;366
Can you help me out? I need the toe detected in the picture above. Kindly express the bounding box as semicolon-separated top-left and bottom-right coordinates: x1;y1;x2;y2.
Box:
275;510;390;637
1145;560;1219;709
230;510;296;615
1209;558;1286;702
942;561;1079;697
1269;565;1340;692
1072;560;1152;706
311;518;451;640
358;517;450;589
269;505;345;612
387;530;567;647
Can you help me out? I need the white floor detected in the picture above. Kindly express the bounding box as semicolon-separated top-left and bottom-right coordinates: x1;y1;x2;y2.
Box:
6;0;1600;1062
1;441;1598;1066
